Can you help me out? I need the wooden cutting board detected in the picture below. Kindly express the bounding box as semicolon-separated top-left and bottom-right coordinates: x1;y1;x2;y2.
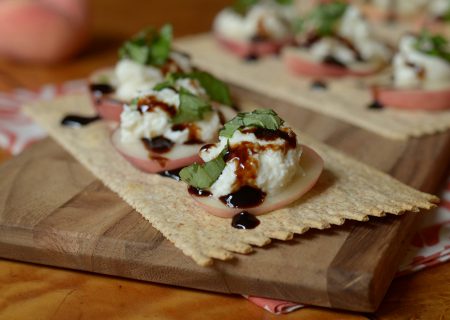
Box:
0;85;449;312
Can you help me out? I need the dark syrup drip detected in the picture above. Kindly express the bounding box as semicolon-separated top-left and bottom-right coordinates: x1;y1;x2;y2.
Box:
244;127;297;149
171;124;204;145
368;100;384;110
218;111;226;125
200;143;215;153
311;80;328;90
151;155;169;167
219;185;266;209
231;211;260;230
136;96;177;117
250;34;269;43
188;186;212;197
160;58;184;76
158;168;182;181
61;114;101;127
301;33;363;62
89;83;115;95
244;53;259;62
141;136;174;154
323;55;346;68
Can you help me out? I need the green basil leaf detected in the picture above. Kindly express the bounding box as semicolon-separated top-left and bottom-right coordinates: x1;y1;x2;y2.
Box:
296;1;348;36
276;0;293;5
130;97;139;106
187;71;232;106
233;0;259;15
151;24;173;66
153;80;175;91
179;148;228;189
414;30;450;63
232;0;292;15
118;24;172;66
158;71;232;106
219;109;284;138
171;88;212;124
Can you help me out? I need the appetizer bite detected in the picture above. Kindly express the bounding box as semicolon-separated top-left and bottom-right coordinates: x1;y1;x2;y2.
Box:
416;0;450;34
213;0;296;59
373;31;450;110
179;109;323;218
282;1;391;77
113;74;236;173
427;0;450;22
360;0;428;22
89;24;193;121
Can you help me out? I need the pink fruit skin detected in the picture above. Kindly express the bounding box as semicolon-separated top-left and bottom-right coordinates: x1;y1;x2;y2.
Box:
119;150;202;173
191;145;324;218
92;97;123;122
283;50;380;77
376;87;450;111
215;34;293;58
0;0;89;63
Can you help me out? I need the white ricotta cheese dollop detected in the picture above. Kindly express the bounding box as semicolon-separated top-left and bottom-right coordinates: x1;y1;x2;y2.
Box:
393;35;450;89
114;51;193;101
429;0;450;18
199;127;302;198
372;0;428;16
307;5;390;65
213;1;294;42
120;79;220;145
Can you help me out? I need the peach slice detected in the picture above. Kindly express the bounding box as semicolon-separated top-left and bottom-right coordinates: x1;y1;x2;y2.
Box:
190;145;324;218
215;33;293;58
0;0;89;63
375;86;450;111
112;129;202;173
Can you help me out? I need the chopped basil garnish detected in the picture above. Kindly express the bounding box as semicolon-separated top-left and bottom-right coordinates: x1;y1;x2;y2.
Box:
188;71;232;106
153;71;232;106
119;24;172;66
179;148;228;189
219;109;284;138
294;1;348;36
130;97;140;106
152;80;175;92
171;88;212;124
233;0;293;15
414;30;450;63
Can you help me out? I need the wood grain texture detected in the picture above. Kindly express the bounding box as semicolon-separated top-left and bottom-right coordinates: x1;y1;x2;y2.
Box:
1;85;449;312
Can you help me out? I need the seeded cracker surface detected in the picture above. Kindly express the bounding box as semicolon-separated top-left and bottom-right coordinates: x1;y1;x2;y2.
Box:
24;94;439;266
175;34;450;140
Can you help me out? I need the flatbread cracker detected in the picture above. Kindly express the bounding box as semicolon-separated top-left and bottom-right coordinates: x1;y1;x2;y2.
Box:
175;34;450;140
24;94;438;266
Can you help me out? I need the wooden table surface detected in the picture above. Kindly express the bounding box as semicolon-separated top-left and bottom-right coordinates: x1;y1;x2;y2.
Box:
0;1;449;319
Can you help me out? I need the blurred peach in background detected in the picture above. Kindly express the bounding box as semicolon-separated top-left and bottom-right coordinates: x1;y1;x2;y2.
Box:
0;0;90;64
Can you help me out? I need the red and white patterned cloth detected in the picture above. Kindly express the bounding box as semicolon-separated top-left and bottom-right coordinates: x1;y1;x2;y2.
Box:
0;80;449;315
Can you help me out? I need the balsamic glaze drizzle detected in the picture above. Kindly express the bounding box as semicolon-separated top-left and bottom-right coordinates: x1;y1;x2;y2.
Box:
219;185;266;209
311;80;328;90
231;211;260;230
368;100;384;110
61;115;101;127
89;83;115;95
188;186;212;197
141;137;174;154
244;53;259;62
